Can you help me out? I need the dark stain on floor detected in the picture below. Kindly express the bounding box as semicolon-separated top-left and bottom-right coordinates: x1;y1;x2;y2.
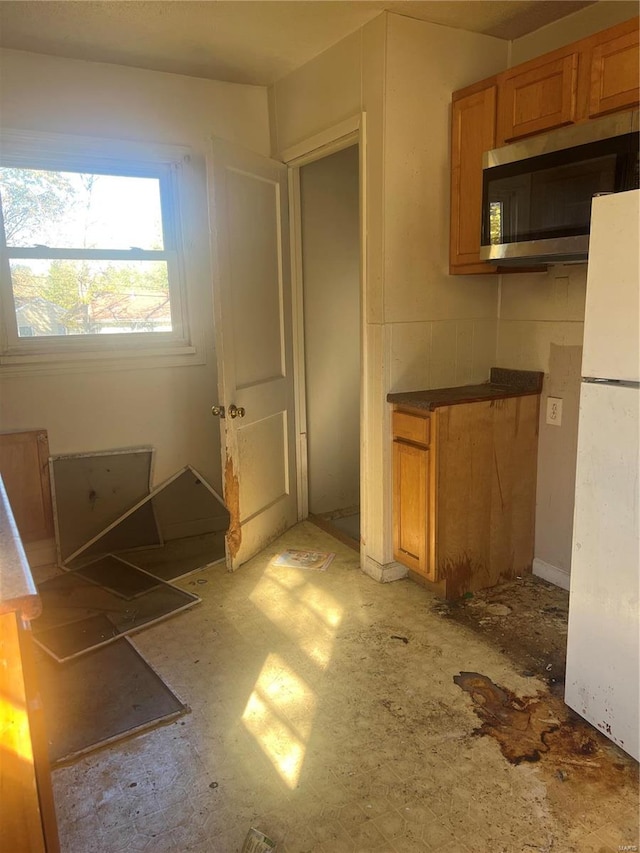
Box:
435;575;569;687
454;670;638;805
453;671;594;765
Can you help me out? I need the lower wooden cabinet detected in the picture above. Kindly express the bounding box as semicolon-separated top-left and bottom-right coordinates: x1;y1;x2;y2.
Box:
393;438;431;579
392;395;539;599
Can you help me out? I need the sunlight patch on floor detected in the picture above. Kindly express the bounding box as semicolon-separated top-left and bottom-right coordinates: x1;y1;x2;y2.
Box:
244;569;345;787
241;653;317;788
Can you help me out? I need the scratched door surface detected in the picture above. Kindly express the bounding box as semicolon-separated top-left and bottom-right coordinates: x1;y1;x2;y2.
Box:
208;139;297;568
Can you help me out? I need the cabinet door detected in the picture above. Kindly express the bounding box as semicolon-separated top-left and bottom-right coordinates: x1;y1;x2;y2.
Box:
589;26;639;117
498;52;579;143
393;439;430;578
450;84;498;274
0;430;54;543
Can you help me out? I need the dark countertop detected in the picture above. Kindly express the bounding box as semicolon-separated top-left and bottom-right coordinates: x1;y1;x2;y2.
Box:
387;367;543;412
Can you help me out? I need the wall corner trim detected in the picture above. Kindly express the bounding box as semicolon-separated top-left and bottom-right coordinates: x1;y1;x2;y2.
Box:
362;555;408;583
533;557;570;591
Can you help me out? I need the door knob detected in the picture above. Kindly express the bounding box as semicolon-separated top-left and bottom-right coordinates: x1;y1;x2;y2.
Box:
228;404;245;419
211;405;225;418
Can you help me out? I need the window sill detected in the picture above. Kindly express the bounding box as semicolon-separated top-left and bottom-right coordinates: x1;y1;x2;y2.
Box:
0;342;205;376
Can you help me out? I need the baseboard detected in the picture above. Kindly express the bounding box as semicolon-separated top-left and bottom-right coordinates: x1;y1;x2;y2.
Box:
533;557;570;591
362;555;408;583
25;537;57;567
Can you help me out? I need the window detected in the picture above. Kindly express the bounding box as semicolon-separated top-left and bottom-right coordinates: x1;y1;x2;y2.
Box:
0;131;192;364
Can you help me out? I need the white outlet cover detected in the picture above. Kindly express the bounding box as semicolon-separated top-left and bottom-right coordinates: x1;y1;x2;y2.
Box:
546;396;563;426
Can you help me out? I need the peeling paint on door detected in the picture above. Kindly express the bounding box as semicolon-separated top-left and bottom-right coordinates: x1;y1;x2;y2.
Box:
224;454;241;560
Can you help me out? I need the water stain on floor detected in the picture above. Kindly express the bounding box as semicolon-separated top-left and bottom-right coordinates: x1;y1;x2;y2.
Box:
454;671;638;802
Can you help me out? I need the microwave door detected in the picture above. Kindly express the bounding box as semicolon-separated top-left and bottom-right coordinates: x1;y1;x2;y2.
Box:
480;114;639;265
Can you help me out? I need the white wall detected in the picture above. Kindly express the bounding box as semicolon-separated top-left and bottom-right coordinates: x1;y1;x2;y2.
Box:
496;265;586;584
383;13;507;393
271;13;508;578
300;145;360;516
0;49;270;492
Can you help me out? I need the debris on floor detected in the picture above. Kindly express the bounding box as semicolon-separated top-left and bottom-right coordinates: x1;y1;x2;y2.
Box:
49;446;156;563
270;548;335;571
33;565;200;661
66;464;229;578
35;636;187;765
33;452;230;766
241;827;277;853
434;574;569;686
50;520;639;853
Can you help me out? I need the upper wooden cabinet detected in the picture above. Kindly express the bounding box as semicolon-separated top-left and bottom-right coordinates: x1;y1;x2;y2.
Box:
588;23;640;117
450;16;639;276
497;52;579;143
450;81;498;274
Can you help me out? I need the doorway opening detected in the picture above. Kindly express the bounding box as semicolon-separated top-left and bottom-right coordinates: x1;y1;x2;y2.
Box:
296;144;361;551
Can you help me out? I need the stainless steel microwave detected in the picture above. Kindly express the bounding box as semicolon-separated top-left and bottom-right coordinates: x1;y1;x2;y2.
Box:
480;110;640;266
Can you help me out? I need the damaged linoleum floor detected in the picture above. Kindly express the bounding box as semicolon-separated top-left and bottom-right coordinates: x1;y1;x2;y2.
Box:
51;522;639;853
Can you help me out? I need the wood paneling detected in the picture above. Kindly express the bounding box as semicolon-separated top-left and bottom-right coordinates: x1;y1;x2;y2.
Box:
0;431;53;544
450;82;498;273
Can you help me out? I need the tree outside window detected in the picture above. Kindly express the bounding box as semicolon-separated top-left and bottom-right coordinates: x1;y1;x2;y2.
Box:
0;167;175;339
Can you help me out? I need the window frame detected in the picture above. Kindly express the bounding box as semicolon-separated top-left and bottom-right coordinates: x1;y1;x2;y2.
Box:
0;130;194;366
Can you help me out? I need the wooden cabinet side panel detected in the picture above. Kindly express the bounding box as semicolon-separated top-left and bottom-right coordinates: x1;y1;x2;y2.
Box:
589;27;640;117
450;86;497;273
435;397;539;599
0;431;54;543
435;403;494;597
489;396;539;581
393;440;429;576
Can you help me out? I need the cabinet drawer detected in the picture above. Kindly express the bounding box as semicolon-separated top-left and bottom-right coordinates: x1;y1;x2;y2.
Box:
392;411;430;446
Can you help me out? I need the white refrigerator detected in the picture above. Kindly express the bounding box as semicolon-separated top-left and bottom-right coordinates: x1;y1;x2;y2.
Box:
565;189;640;761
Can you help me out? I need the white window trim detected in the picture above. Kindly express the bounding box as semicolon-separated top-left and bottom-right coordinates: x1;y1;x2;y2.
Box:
0;129;201;371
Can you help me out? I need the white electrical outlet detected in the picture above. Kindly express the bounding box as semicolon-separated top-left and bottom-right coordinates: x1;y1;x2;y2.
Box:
546;396;563;426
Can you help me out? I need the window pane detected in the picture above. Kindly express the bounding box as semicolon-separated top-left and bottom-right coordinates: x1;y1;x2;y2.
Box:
0;168;164;250
10;259;172;336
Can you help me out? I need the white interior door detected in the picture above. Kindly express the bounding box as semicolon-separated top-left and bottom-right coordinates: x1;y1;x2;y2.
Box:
208;138;297;569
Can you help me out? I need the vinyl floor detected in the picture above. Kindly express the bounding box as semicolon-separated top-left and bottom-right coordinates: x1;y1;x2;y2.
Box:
50;521;639;853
